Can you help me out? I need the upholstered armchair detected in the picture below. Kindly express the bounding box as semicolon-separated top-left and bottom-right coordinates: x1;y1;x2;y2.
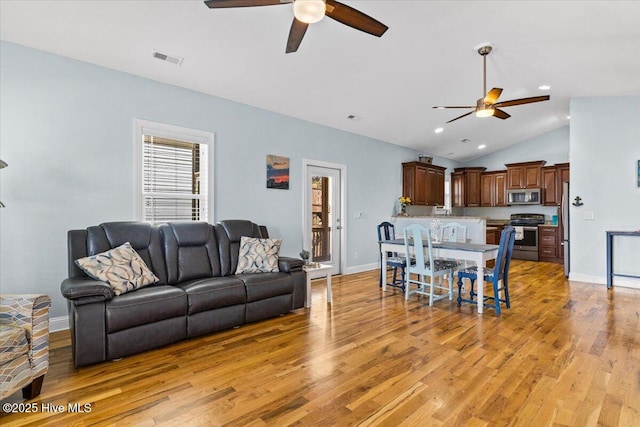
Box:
0;294;51;400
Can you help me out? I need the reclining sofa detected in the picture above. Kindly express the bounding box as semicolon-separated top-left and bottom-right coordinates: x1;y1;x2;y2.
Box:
61;220;305;368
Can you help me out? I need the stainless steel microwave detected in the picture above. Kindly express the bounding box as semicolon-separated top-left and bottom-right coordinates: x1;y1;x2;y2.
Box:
507;188;541;205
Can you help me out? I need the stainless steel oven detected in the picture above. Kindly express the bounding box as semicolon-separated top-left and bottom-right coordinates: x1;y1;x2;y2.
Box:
510;213;545;261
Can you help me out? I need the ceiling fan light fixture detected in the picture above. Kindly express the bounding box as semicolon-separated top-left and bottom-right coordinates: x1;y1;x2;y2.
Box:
476;108;495;118
293;0;326;24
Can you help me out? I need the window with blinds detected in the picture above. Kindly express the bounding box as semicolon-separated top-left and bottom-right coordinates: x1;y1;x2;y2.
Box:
142;135;208;222
134;119;213;223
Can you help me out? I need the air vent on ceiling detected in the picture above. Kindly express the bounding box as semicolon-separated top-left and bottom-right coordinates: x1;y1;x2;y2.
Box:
152;50;183;66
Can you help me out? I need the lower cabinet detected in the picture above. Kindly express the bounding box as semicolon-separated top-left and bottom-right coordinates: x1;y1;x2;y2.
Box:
486;225;504;268
538;225;561;263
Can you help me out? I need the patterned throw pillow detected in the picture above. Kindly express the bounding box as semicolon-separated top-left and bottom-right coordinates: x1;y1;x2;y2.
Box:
75;242;159;296
235;236;282;274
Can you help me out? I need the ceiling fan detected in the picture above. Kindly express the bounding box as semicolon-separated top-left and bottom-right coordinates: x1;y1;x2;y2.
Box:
203;0;388;53
433;45;550;123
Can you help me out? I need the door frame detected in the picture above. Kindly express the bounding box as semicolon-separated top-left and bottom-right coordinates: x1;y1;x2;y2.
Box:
302;159;347;275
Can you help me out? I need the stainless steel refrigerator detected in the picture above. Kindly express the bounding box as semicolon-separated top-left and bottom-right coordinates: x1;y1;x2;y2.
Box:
561;181;570;277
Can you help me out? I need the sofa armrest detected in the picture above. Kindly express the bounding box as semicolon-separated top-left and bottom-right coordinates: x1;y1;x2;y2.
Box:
61;278;114;302
0;294;51;376
278;256;304;273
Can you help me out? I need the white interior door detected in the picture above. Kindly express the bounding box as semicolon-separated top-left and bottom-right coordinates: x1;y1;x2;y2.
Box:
303;162;344;275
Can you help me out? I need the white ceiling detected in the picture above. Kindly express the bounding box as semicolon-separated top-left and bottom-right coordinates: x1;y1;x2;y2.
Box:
2;1;639;162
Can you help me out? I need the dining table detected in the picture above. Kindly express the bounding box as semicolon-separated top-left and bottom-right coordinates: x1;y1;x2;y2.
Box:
380;238;499;314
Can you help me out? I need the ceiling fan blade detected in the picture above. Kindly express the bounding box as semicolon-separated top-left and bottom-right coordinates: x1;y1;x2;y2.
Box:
446;111;474;124
325;0;388;37
483;87;503;105
433;106;475;109
493;108;511;120
494;95;550;108
286;18;308;54
204;0;289;8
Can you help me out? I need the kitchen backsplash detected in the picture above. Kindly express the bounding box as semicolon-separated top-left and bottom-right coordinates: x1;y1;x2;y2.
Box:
463;205;559;221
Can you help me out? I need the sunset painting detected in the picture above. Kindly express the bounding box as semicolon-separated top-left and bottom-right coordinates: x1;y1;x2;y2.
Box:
267;155;290;190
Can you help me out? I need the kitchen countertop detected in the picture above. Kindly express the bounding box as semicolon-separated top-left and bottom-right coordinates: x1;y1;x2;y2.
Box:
393;215;488;220
486;219;510;225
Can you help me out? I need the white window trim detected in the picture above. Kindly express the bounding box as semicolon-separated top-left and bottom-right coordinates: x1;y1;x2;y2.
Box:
133;119;215;222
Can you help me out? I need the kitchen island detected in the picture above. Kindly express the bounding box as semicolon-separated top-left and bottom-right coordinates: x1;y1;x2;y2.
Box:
391;216;487;244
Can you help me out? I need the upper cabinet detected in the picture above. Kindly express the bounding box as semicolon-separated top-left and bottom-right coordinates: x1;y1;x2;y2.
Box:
402;162;446;206
451;167;486;207
505;160;546;189
480;170;507;207
543;162;570;206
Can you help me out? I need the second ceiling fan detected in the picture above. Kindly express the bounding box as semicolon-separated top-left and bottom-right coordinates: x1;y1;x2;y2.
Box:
433;45;550;123
204;0;388;53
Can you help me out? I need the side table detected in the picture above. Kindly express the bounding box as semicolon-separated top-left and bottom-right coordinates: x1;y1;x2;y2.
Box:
606;230;640;289
302;263;332;307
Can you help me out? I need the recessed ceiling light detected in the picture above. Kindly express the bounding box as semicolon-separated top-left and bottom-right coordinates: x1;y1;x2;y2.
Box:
478;144;486;149
538;85;551;90
567;115;571;119
461;138;471;144
434;127;444;134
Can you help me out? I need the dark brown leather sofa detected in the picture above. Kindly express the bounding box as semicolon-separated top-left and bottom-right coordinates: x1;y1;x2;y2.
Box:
60;220;305;368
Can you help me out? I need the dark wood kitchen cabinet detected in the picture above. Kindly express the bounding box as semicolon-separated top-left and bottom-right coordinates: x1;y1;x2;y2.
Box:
451;167;486;207
480;170;507;207
543;163;570;206
402;162;446;206
539;225;561;263
505;160;546;189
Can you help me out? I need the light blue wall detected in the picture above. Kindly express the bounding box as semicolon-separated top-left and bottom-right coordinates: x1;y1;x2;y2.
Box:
463;126;570;172
569;97;640;286
0;41;460;318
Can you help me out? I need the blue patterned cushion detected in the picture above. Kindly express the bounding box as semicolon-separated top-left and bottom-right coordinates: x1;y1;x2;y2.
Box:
437;259;462;269
387;256;406;265
410;259;451;272
75;242;159;296
235;236;282;274
459;266;495;278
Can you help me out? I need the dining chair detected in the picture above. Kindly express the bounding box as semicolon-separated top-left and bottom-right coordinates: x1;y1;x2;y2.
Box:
456;226;516;315
441;222;467;243
437;221;468;274
377;222;406;291
403;224;453;305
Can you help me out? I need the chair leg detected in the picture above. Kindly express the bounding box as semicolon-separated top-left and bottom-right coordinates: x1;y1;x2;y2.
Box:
448;268;454;300
457;276;464;305
379;265;383;287
428;274;435;306
400;267;406;292
405;273;411;300
392;267;399;287
503;277;511;308
492;279;502;316
469;279;476;300
22;375;45;399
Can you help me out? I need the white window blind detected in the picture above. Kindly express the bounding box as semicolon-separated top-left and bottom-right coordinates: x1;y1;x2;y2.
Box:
134;119;214;223
142;135;208;222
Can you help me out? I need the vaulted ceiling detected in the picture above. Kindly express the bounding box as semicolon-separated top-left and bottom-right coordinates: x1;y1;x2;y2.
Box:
2;1;639;161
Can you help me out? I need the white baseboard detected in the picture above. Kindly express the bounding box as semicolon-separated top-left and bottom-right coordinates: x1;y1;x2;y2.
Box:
344;262;378;275
569;272;640;290
50;316;69;332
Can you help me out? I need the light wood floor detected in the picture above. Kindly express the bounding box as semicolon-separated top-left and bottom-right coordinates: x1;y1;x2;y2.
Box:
2;261;639;426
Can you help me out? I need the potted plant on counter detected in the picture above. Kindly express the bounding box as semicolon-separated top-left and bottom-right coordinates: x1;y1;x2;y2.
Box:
398;196;411;216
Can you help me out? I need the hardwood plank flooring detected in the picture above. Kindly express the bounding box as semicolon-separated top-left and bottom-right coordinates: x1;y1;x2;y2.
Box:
2;260;639;426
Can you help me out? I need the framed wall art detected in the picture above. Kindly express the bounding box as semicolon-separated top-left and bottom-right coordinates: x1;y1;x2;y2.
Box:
266;155;290;190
